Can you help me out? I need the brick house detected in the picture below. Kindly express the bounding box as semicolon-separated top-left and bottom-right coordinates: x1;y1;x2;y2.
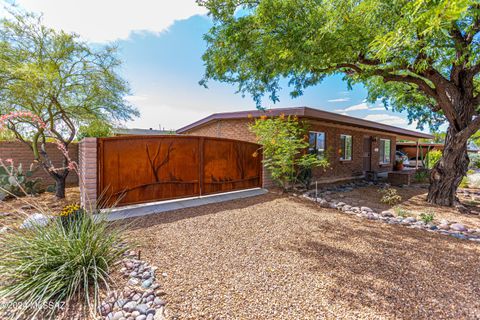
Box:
177;107;433;186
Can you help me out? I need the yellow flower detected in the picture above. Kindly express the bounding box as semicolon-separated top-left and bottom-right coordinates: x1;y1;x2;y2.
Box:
279;113;285;120
247;113;253;118
59;203;81;217
260;115;267;120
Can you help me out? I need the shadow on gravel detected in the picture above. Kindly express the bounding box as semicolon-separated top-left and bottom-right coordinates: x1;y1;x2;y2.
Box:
291;215;480;319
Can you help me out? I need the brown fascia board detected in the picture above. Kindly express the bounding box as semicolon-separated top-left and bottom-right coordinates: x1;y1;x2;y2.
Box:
176;106;434;140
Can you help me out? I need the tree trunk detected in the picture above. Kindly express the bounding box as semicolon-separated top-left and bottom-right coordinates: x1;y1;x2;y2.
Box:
427;127;469;206
54;174;67;199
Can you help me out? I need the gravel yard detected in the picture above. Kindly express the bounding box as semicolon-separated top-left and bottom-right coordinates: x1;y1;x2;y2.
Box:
125;193;480;319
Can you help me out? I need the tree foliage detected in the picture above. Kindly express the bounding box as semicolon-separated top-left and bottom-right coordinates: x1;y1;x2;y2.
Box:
77;119;114;140
0;9;138;197
249;114;329;190
199;0;480;206
199;0;478;129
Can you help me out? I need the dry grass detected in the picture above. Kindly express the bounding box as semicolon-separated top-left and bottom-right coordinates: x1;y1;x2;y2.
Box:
340;185;480;229
124;193;480;319
0;186;80;228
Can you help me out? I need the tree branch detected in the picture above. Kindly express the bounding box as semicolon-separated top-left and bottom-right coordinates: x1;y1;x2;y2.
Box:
458;116;480;142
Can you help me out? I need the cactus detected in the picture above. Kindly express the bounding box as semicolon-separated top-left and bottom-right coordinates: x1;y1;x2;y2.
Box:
0;162;41;199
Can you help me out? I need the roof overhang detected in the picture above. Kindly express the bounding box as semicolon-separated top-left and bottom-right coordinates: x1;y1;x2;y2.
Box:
177;107;434;140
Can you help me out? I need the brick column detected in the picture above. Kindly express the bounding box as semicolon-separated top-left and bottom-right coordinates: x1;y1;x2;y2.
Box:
79;138;98;209
262;165;275;189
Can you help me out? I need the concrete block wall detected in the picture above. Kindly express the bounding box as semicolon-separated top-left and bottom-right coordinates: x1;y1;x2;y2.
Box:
79;138;97;209
0;141;79;187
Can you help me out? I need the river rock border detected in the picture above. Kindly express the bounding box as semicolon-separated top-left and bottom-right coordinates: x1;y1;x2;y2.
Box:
299;180;480;243
99;250;167;320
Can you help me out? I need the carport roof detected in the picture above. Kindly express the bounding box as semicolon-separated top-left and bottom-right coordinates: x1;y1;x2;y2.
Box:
176;106;434;140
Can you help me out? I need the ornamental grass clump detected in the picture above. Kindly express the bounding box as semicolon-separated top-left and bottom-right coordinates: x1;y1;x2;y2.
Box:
0;207;128;319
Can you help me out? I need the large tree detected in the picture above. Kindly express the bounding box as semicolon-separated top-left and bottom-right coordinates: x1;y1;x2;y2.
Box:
0;11;138;198
198;0;480;206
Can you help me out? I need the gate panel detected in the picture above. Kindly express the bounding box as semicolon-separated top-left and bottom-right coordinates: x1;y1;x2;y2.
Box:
98;136;200;206
202;138;262;194
97;136;262;207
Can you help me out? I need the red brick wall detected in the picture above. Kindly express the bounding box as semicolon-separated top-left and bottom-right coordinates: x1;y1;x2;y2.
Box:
0;141;79;187
183;118;397;185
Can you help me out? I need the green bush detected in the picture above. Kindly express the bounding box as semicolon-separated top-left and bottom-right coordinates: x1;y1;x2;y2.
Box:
394;207;410;218
419;212;435;224
0;209;128;318
379;187;402;205
77;119;113;140
249;114;329;190
425;150;442;169
414;170;429;183
0;161;41;199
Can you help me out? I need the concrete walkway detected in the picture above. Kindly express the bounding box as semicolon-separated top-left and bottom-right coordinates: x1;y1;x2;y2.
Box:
104;188;268;221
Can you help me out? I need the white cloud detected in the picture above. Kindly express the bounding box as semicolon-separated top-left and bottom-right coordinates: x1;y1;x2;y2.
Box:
9;0;207;42
334;102;369;113
369;107;386;111
328;97;351;103
363;114;408;126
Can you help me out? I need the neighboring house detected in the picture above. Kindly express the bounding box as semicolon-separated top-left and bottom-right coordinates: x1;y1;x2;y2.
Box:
177;107;433;185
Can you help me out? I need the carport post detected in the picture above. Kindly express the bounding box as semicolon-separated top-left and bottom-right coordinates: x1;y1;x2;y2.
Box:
415;140;419;170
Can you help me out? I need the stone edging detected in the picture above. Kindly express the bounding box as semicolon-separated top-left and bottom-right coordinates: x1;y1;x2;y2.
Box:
99;250;167;320
298;181;480;243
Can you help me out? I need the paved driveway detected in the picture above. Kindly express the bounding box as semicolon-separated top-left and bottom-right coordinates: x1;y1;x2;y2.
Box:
126;193;480;319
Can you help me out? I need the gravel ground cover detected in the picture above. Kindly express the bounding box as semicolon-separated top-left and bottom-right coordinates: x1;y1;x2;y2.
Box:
125;193;480;320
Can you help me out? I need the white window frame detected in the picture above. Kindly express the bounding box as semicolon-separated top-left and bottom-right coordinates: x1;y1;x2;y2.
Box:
340;134;352;161
379;138;391;164
308;131;326;157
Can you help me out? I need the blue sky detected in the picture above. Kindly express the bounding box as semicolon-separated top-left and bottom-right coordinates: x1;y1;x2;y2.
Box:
3;0;426;132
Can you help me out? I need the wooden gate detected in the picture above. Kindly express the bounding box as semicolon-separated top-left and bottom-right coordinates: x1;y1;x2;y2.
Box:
97;135;262;207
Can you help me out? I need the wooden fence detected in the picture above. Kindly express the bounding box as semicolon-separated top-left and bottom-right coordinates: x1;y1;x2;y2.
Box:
97;135;262;207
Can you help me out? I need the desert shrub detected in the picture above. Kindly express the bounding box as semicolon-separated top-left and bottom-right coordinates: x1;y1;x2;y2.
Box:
394;207;410;218
414;170;429;183
379;187;402;205
0;160;41;199
249;114;329;190
419;212;435;224
425;150;442;169
0;209;128;318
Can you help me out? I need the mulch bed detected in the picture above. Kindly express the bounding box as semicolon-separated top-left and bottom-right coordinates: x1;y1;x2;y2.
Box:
124;193;480;319
0;186;80;228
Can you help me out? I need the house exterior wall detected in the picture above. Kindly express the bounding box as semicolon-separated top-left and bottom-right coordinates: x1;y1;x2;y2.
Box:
182;118;397;186
0;141;79;187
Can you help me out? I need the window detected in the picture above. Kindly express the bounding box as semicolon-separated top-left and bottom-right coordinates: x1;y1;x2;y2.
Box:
308;131;326;157
340;134;352;161
379;139;391;164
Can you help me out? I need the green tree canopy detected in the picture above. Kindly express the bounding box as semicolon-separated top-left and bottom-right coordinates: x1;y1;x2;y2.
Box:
199;0;480;206
0;10;139;197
